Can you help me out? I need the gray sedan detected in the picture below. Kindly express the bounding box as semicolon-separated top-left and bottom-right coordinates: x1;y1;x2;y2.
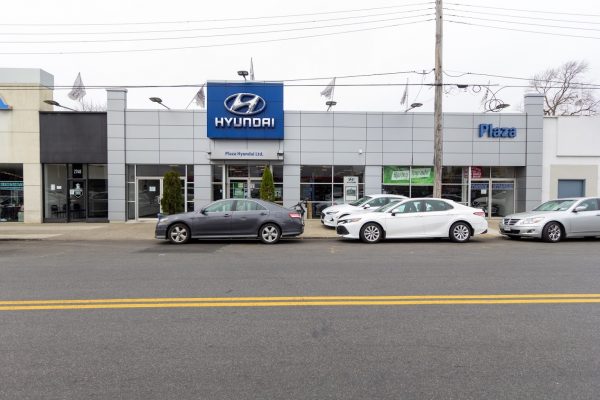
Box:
155;199;304;244
499;197;600;242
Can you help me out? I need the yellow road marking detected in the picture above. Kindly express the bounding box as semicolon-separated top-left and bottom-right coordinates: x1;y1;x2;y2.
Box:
1;294;600;311
2;293;600;306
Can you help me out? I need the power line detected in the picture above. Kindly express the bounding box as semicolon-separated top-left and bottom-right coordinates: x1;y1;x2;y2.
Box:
0;14;434;44
444;7;600;26
446;2;600;18
0;19;434;55
0;8;434;36
446;14;600;33
443;70;600;89
447;20;600;40
0;2;434;26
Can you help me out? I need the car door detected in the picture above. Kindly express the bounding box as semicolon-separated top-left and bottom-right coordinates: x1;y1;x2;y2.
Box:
420;200;454;237
384;200;425;238
569;198;600;235
192;199;234;237
230;200;269;236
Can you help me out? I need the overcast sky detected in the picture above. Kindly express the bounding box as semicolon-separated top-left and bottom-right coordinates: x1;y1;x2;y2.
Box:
2;0;599;113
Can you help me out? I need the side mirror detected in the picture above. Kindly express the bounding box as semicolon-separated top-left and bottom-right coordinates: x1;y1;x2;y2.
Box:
200;208;206;215
574;205;587;213
363;204;371;209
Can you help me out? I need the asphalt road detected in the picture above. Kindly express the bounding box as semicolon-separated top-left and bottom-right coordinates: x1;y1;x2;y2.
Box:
1;237;600;399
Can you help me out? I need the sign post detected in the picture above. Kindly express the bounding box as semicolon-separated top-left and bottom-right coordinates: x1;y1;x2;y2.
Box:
343;176;359;203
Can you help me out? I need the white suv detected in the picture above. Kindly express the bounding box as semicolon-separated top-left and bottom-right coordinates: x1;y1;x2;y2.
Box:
320;194;407;227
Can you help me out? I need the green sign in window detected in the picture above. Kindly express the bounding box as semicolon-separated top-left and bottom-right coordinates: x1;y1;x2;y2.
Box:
383;167;434;185
0;181;23;189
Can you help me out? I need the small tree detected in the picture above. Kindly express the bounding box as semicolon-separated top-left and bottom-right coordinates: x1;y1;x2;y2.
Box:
529;60;599;116
259;166;275;202
161;170;184;215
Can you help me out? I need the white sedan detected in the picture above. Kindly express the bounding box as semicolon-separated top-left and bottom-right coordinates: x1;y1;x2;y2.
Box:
320;194;407;227
336;198;488;243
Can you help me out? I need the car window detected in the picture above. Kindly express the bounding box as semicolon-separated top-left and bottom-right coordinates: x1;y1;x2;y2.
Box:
392;201;421;214
533;199;577;211
367;197;387;207
349;196;371;206
577;199;599;211
204;200;234;213
425;200;453;212
235;200;267;212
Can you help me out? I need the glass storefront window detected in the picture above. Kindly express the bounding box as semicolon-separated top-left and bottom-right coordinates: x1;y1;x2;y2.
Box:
491;167;515;178
301;165;332;183
44;164;68;220
228;165;248;178
272;165;283;183
442;166;468;184
442;184;468;204
136;164;185;176
0;164;24;222
382;185;410;197
333;165;364;183
411;186;433;197
248;165;266;178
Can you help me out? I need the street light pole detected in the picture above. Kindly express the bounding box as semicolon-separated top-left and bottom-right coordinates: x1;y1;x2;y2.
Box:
433;0;443;198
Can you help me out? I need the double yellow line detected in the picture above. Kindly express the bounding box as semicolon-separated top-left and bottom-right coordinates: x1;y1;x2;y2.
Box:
1;294;600;311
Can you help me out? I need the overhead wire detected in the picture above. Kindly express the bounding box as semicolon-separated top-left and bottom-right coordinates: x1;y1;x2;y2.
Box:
446;20;600;40
0;18;434;55
446;3;600;18
446;14;600;33
0;13;434;44
0;2;435;26
443;7;600;26
0;8;434;36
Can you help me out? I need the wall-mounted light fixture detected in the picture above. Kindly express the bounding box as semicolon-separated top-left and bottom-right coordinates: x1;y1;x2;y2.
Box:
149;97;171;109
44;99;76;111
237;70;249;81
277;151;284;157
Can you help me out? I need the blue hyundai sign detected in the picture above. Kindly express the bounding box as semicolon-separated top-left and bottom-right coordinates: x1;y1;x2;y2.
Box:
207;81;284;140
0;96;11;110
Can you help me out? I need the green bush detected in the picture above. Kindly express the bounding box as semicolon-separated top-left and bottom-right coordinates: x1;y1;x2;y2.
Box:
161;170;184;215
259;166;275;202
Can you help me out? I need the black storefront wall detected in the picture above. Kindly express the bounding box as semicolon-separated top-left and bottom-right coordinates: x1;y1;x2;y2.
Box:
40;112;108;222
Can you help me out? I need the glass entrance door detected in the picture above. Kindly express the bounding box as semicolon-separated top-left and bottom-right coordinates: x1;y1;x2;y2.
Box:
470;181;491;216
249;180;261;199
68;180;86;221
228;179;262;199
138;178;161;219
491;181;515;217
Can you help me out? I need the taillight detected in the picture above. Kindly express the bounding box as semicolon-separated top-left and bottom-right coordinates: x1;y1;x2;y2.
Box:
473;211;485;217
289;212;302;219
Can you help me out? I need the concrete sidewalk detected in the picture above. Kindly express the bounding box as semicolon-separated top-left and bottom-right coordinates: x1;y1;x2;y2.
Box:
0;219;500;241
0;219;501;242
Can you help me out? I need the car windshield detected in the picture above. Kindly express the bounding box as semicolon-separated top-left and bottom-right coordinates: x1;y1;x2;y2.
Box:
349;196;371;206
533;199;577;211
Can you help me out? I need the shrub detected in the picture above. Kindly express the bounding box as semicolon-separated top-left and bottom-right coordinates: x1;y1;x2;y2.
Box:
161;170;184;215
259;166;275;202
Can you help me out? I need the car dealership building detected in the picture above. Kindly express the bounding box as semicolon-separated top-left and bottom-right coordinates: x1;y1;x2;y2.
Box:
1;67;598;223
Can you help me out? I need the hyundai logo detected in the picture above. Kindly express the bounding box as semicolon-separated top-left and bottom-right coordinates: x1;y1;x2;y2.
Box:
224;93;266;116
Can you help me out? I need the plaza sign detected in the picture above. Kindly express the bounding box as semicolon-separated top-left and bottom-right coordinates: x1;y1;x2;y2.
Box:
478;124;517;138
207;82;284;140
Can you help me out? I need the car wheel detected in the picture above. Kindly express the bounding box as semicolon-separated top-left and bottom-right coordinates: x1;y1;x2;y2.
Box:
360;223;383;244
260;223;281;244
542;222;563;243
449;222;471;243
168;223;190;244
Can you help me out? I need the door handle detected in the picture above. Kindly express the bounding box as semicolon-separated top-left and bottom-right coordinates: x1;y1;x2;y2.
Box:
223;213;231;217
260;212;268;216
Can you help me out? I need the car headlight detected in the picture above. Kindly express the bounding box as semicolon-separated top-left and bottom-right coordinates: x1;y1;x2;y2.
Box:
340;218;362;224
326;210;339;215
521;217;545;225
158;217;170;223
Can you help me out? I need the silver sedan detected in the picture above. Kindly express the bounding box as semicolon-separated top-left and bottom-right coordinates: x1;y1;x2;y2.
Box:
499;197;600;242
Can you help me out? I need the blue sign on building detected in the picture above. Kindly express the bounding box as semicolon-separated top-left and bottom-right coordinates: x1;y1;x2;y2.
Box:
0;96;11;110
207;81;284;140
478;123;517;138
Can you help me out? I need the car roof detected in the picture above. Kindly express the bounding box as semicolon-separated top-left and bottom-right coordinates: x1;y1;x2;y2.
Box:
366;194;407;198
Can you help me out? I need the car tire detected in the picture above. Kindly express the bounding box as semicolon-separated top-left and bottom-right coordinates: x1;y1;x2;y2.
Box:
360;223;383;244
260;223;281;244
168;223;190;244
449;222;471;243
542;222;563;243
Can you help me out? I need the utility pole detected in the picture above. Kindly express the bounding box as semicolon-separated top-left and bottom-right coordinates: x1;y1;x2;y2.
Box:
433;0;443;198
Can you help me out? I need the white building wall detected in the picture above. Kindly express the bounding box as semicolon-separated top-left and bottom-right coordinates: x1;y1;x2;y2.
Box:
542;116;600;201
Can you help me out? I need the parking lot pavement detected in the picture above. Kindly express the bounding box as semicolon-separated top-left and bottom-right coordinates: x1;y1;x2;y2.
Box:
0;219;502;241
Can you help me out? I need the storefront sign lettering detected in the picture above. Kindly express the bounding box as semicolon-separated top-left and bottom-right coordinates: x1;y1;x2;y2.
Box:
478;124;517;138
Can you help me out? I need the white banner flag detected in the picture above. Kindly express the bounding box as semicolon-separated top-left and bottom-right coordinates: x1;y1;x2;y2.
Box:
320;77;336;99
250;58;255;81
68;72;86;101
194;84;206;108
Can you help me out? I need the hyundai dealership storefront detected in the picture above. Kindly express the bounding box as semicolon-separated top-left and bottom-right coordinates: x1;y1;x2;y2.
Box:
104;81;545;222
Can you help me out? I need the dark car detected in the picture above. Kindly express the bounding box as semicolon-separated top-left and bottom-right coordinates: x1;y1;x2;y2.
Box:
155;199;304;244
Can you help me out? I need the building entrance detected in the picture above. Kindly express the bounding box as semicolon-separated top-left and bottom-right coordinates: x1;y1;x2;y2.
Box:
228;178;262;199
470;180;515;218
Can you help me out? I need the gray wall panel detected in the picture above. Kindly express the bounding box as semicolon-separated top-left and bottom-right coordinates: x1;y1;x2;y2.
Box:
382;114;412;127
366;113;383;127
159;125;194;139
413;141;433;153
300;113;333;127
499;153;526;166
334;141;365;153
159;139;194;151
284;112;301;127
284;152;301;164
158;111;194;126
365;153;382;164
333;153;365;164
283;139;301;152
443;153;472;165
473;141;500;153
366;127;383;140
126;139;159;151
498;114;527;129
334;126;367;140
127;125;159;139
126;151;160;164
193;111;207;126
284;126;301;140
412;153;433;165
126;111;159;125
444;128;473;142
499;141;526;153
301;140;333;152
383;127;412;141
366;140;382;153
472;153;499;165
412;114;434;128
382;140;412;153
300;126;333;140
300;152;333;164
160;151;193;164
333;113;366;127
443;141;471;153
443;114;473;128
412;127;434;141
382;153;412;165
